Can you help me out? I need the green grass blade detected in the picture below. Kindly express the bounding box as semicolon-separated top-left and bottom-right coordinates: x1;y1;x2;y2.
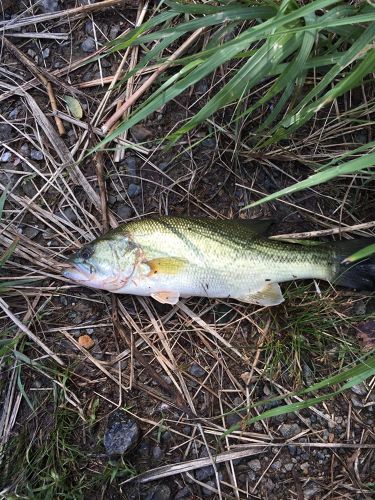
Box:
244;152;375;208
224;351;375;435
343;243;375;264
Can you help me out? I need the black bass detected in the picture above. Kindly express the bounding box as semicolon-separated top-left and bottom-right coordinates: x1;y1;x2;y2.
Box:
63;217;375;306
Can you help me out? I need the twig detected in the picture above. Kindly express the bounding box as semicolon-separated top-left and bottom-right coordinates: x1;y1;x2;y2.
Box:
94;151;109;233
271;220;375;240
122;446;265;484
2;37;65;135
102;27;206;134
0;298;64;366
0;0;128;31
47;82;65;136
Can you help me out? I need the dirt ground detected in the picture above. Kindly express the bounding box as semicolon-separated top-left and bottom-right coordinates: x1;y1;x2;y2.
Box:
0;1;374;499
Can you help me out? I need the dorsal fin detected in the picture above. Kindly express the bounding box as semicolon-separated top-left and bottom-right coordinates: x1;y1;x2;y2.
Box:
207;218;274;236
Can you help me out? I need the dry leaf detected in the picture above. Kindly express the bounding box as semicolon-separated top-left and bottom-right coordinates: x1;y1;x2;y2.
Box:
78;335;95;349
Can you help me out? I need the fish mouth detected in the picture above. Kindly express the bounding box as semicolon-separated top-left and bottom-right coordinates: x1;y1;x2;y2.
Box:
62;261;94;283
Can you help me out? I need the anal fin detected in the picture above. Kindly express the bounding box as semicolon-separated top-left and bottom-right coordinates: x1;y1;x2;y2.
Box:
151;291;180;305
237;283;284;307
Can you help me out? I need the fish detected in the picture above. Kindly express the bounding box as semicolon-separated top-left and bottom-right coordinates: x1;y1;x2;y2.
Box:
63;216;375;306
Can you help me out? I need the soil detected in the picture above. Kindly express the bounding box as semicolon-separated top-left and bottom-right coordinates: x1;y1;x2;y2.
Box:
0;2;374;499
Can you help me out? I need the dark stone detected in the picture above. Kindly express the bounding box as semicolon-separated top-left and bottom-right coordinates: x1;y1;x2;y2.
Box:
123;156;137;177
143;484;171;500
103;410;140;457
116;205;132;220
81;37;96;53
30;150;44;161
189;363;205;378
40;0;59;13
279;423;301;438
128;183;141;198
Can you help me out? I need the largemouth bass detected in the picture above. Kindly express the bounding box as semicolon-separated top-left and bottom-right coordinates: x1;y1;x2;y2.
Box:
63;217;375;306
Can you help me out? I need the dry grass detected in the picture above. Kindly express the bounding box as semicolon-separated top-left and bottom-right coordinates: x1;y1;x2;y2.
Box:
0;1;374;499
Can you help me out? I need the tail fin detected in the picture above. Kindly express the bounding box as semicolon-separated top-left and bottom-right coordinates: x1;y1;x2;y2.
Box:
332;238;375;291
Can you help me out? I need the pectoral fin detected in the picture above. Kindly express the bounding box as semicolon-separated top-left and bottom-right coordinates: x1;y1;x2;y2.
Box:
237;283;284;307
146;257;187;276
151;291;180;305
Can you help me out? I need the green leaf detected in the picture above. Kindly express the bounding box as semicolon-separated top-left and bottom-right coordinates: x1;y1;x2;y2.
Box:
63;96;83;119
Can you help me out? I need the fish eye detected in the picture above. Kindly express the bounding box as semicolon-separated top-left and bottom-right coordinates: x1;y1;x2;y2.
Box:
78;245;94;261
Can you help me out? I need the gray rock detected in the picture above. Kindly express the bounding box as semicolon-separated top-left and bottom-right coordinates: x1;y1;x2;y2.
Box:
284;462;294;471
109;25;120;40
0;151;11;162
128;183;141;198
42;48;50;59
271;459;282;471
85;21;94;36
226;413;242;427
196;465;215;482
103;410;140;457
202;480;215;496
202;137;216;149
130;124;152;142
174;486;192;499
24;226;40;239
189;363;205;378
351;394;364;407
351;383;367;396
248;459;261;472
196;80;208;94
61;207;78;223
279;423;301;439
81;37;96;53
40;0;59;12
31;150;44;161
303;481;321;499
124;156;137;177
0;124;12;141
20;144;30;157
158;162;169;171
9;108;20;120
143;484;171;500
116;205;132;220
151;445;164;463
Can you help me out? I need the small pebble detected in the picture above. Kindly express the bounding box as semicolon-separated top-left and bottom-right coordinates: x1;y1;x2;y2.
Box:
85;21;94;36
128;183;141;198
24;226;40;239
247;459;261;472
143;484;171;500
151;445;164;463
279;423;301;439
189;363;205;377
158;162;169;171
40;0;59;12
61;207;78;223
0;151;11;162
271;459;282;471
31;150;44;161
123;156;137;177
103;410;140;457
351;383;367;396
202;480;215;497
81;37;96;53
117;205;132;220
42;48;50;59
131;124;152;142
